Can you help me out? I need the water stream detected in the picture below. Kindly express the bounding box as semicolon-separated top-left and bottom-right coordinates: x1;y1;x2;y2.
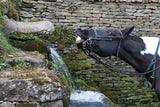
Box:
48;46;110;107
48;46;75;88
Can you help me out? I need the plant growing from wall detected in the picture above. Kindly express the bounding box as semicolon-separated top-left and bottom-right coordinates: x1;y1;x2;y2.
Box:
53;13;59;20
0;29;15;54
0;61;7;70
0;7;2;20
0;46;5;60
42;27;75;48
0;0;22;21
9;33;36;41
68;2;79;11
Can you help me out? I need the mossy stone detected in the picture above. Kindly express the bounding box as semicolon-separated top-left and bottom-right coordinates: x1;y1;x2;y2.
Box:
42;27;75;47
58;75;71;98
7;7;19;20
0;19;7;24
16;103;37;107
74;78;97;91
9;38;47;55
22;3;34;8
76;52;88;60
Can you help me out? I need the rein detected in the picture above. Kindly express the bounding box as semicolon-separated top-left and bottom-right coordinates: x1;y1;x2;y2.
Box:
82;47;160;76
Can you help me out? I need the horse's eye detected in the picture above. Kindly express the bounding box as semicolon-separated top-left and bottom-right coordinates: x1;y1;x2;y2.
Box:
109;32;112;35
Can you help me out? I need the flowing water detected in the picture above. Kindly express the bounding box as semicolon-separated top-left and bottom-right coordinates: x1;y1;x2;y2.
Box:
48;46;75;88
48;46;110;107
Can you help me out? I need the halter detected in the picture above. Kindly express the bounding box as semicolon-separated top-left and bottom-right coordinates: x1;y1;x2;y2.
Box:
82;29;124;57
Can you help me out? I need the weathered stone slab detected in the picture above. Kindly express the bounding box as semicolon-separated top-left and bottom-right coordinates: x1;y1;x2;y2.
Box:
23;0;37;4
3;19;55;34
0;78;63;102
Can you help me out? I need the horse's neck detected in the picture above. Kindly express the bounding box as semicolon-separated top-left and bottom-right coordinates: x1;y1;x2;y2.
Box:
119;36;153;73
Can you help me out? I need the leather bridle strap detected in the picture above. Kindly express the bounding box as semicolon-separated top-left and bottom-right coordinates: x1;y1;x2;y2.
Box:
116;30;123;57
92;29;123;57
93;29;98;38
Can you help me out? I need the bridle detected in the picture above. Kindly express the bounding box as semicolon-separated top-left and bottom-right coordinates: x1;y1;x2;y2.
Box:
82;29;124;59
80;29;159;76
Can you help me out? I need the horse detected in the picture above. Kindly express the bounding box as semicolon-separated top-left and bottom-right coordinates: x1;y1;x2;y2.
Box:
75;26;160;100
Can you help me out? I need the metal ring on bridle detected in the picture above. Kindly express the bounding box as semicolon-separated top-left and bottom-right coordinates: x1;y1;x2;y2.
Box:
86;39;92;45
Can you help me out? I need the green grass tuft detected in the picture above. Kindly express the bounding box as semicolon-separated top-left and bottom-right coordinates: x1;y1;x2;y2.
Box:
0;28;15;55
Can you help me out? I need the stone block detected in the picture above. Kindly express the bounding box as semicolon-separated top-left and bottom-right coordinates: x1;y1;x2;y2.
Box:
2;102;12;107
41;100;63;107
146;5;157;10
134;13;148;17
120;0;127;2
16;103;37;107
21;11;33;18
0;79;63;102
57;12;71;16
136;0;143;2
34;4;46;9
59;19;80;23
23;0;37;4
151;0;158;2
57;0;64;2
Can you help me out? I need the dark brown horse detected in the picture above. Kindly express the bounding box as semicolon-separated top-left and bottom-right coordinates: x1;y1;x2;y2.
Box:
75;26;160;100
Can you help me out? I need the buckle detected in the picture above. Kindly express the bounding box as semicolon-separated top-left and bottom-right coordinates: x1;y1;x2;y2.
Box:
151;75;154;78
86;39;92;45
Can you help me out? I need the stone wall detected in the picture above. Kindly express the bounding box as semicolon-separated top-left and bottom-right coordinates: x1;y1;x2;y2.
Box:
18;0;160;106
21;0;160;37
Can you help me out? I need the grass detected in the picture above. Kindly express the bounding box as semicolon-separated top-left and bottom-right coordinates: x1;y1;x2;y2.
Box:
0;28;15;55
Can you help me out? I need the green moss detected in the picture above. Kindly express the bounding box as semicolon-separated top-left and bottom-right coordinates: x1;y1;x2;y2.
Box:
76;52;88;60
74;78;97;91
7;7;19;20
103;90;120;103
42;27;75;47
63;53;92;70
22;3;34;8
9;37;47;55
0;19;7;24
0;68;54;84
80;62;92;69
9;33;36;41
16;103;37;107
43;0;56;2
90;73;103;82
58;75;71;98
144;94;152;98
0;30;15;54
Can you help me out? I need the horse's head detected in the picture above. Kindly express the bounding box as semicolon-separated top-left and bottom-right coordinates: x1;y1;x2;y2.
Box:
75;26;134;56
75;29;93;48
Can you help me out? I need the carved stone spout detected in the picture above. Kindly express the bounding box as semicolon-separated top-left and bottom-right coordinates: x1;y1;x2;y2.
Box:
2;19;55;34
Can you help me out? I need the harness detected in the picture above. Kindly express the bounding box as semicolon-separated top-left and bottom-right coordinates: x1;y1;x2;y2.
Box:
142;38;160;89
81;29;160;89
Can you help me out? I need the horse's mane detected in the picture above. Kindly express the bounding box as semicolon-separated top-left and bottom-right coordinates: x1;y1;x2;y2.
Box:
127;35;143;43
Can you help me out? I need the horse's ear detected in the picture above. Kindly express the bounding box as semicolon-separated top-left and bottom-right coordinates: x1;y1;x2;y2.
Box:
121;26;134;36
